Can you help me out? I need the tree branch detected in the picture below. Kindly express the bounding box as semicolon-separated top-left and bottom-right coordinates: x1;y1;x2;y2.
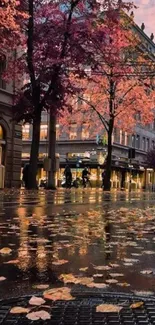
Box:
78;95;109;132
27;0;36;89
40;0;80;110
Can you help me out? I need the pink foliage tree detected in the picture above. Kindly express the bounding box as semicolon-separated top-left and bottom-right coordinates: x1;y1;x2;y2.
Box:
0;0;26;48
60;8;155;190
6;0;104;189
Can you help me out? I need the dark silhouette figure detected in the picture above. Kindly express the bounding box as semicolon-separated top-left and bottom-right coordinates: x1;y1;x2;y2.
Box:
82;167;91;188
64;165;72;188
22;163;29;189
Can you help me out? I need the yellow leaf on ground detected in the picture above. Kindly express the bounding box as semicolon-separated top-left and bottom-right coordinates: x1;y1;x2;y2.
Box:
43;287;74;301
26;310;51;321
78;277;94;286
94;266;111;271
123;258;139;263
52;259;68;265
33;284;49;290
109;273;124;277
109;263;119;268
88;283;108;288
117;282;130;287
0;247;12;255
79;267;88;272
10;307;30;314
140;270;153;275
96;304;122;313
59;274;80;284
93;274;103;278
106;279;118;284
29;296;45;306
143;251;155;255
130;302;144;309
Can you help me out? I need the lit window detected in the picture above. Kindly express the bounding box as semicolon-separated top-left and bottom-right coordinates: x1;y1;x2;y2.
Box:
40;125;48;140
22;124;30;140
0;125;4;139
22;153;30;158
121;131;126;145
120;130;122;144
81;123;89;140
56;124;60;140
39;153;47;158
69;124;77;140
124;132;127;146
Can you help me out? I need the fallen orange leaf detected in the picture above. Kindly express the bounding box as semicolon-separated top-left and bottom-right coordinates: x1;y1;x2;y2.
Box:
96;304;122;313
130;302;144;309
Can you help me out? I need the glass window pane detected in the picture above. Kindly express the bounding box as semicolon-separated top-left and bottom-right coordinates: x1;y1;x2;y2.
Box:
22;124;30;140
69;124;77;140
40;125;48;140
81;123;89;140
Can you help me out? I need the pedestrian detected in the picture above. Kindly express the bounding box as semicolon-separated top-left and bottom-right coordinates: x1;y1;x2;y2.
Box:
64;165;72;188
22;163;29;189
82;167;91;188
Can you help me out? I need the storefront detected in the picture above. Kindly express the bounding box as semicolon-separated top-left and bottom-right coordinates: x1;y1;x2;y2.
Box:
21;156;147;189
111;161;145;190
59;165;102;188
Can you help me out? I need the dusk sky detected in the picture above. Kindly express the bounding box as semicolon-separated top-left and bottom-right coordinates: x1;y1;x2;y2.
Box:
133;0;155;36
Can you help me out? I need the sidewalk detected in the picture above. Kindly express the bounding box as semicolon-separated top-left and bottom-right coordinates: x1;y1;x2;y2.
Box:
0;190;155;322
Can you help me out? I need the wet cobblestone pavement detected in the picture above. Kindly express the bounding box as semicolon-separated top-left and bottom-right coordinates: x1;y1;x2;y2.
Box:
0;188;154;302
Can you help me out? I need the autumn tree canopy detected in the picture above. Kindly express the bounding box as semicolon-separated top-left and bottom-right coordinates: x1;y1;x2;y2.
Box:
0;0;26;49
5;0;105;189
60;8;155;190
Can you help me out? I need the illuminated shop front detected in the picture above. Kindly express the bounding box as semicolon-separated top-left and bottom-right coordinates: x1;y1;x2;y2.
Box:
21;149;150;189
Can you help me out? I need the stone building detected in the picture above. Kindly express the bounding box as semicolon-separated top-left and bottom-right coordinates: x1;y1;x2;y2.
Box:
22;21;155;190
0;57;22;188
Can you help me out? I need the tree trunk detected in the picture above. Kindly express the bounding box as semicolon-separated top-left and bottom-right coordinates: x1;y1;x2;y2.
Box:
28;109;41;189
103;124;113;191
47;111;56;189
103;75;115;191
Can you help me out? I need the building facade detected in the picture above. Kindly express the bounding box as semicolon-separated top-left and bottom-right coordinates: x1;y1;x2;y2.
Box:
0;57;22;188
22;110;155;189
22;22;155;190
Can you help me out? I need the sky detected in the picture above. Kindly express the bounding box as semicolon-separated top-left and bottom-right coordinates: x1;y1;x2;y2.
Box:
133;0;155;36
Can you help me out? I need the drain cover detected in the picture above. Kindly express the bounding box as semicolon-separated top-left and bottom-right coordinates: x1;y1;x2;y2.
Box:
0;293;155;324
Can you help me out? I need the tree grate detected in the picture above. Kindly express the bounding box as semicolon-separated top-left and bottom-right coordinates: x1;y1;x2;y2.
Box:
0;293;155;324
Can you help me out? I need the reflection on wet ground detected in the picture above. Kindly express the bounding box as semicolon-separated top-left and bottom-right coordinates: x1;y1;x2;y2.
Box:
0;189;155;299
1;188;155;207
